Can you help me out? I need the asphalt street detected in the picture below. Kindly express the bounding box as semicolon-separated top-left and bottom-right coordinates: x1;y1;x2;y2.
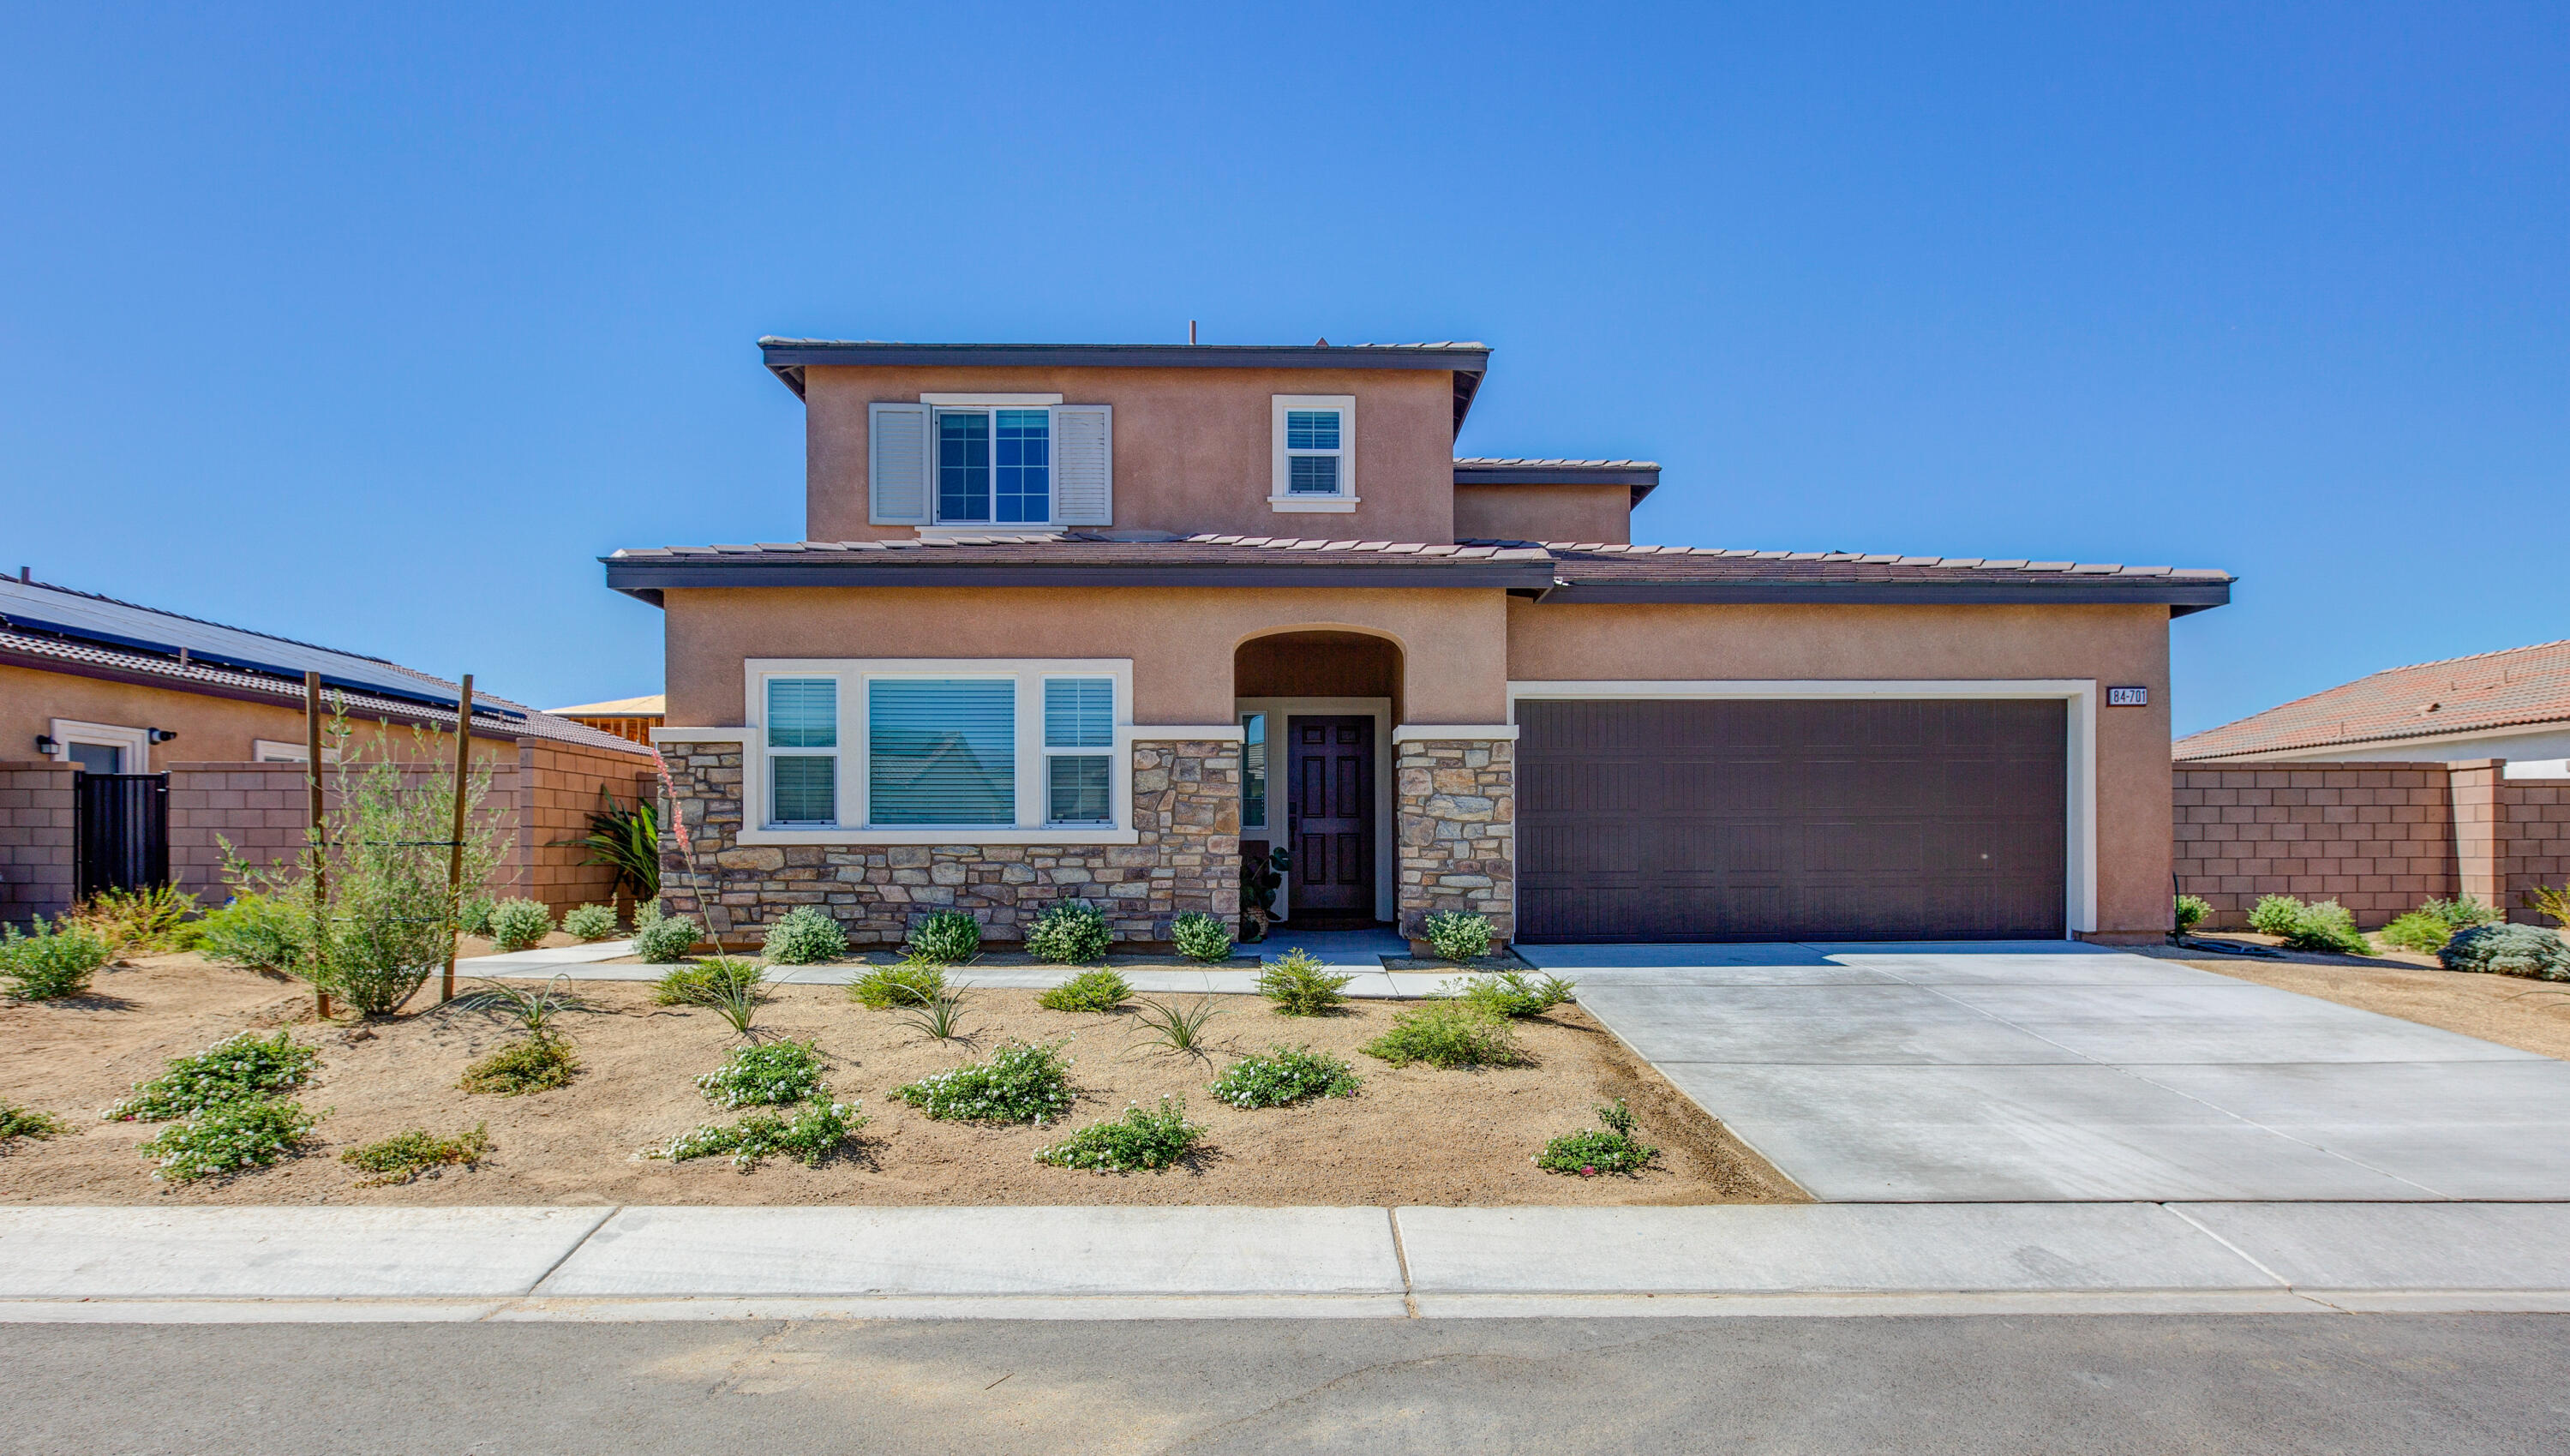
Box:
6;1314;2566;1454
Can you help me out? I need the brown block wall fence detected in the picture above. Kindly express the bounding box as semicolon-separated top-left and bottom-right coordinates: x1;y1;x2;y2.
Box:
2173;759;2570;928
0;762;79;925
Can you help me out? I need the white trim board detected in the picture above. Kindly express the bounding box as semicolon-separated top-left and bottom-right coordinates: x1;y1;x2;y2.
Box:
1506;679;2100;937
48;717;152;773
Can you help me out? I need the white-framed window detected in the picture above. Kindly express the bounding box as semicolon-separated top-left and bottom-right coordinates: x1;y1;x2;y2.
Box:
765;678;840;825
937;407;1052;525
870;400;1114;529
47;718;151;775
1270;394;1357;512
745;659;1135;842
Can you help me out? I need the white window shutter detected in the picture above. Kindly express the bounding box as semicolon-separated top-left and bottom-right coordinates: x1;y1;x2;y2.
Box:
868;403;932;524
1051;405;1112;525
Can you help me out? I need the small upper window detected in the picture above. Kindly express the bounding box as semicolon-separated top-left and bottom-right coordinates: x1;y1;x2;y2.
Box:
937;408;1051;524
1271;395;1356;510
1285;411;1341;494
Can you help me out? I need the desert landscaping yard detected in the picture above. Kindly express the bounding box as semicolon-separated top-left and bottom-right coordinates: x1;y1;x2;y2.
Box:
0;953;1800;1208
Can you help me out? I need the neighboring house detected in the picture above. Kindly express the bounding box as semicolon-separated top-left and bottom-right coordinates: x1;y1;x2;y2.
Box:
2176;638;2570;777
0;573;654;922
546;694;667;745
610;338;2232;950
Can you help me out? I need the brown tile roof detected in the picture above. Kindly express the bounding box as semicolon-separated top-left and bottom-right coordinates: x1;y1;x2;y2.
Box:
2174;638;2570;761
614;534;1551;565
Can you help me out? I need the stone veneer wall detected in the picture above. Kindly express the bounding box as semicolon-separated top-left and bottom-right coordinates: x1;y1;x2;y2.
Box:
1394;736;1516;942
656;737;1242;946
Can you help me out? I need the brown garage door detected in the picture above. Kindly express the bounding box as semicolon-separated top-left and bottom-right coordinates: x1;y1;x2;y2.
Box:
1518;699;2066;943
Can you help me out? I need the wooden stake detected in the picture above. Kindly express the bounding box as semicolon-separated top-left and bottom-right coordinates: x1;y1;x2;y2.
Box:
440;674;474;1004
304;671;330;1022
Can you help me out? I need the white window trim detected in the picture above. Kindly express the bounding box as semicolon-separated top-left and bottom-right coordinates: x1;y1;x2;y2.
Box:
741;658;1138;845
1270;395;1357;512
919;392;1064;405
1504;679;2100;937
1232;696;1395;922
252;739;341;764
48;718;152;773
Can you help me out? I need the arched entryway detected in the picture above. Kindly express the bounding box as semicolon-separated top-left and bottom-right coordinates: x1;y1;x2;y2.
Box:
1233;630;1404;929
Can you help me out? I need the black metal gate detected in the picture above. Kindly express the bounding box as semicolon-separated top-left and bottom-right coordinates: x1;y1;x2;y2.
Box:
75;772;170;900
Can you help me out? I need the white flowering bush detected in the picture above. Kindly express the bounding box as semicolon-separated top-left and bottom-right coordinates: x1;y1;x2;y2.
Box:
648;1100;864;1172
760;907;848;965
561;903;620;941
1421;910;1495;961
1025;899;1111;965
893;1040;1073;1123
695;1040;829;1108
108;1030;320;1122
140;1098;320;1182
1208;1046;1361;1109
1033;1096;1204;1173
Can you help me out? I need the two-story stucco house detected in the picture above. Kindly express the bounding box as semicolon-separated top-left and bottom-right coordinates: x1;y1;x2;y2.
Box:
608;339;2230;950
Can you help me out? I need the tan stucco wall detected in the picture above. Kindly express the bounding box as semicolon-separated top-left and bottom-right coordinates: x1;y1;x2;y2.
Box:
1506;601;2178;937
661;586;1511;727
801;366;1460;545
0;662;518;771
1451;483;1632;545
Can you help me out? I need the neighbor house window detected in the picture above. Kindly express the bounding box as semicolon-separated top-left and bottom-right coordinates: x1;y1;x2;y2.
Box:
869;679;1016;824
1045;678;1115;824
1239;711;1267;829
765;678;839;824
1270;395;1356;510
937;408;1051;524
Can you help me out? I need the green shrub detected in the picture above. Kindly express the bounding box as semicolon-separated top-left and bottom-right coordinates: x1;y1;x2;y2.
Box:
196;893;307;974
653;956;763;1007
630;908;702;963
907;910;982;963
1025;899;1111;965
1420;910;1495;962
560;902;620;941
1038;967;1134;1013
1362;1001;1524;1070
1535;1099;1659;1177
2280;899;2371;956
0;1100;72;1147
340;1123;491;1186
457;896;496;938
1034;1096;1205;1173
486;897;554;952
1171;911;1234;963
67;884;201;955
848;959;947;1010
649;1099;866;1171
458;1035;579;1096
140;1098;319;1182
1255;949;1353;1016
1448;969;1577;1019
759;906;848;965
2380;911;2458;955
2439;923;2570;981
2174;894;2212;935
2247;894;2306;938
695;1040;828;1108
1;918;109;1000
892;1040;1074;1123
109;1029;320;1121
1208;1046;1362;1109
2424;896;2503;930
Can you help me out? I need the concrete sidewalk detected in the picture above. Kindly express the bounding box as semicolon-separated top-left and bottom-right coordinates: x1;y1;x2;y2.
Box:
3;1201;2563;1323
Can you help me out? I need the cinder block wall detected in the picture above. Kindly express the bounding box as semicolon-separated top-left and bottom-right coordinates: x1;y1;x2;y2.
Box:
2174;759;2570;928
0;761;78;926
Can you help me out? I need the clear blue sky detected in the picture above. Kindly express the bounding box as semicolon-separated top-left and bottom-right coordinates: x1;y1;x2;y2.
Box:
5;3;2562;734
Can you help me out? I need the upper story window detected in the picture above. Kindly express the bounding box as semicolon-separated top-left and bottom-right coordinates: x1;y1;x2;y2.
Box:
937;408;1051;524
1270;395;1357;513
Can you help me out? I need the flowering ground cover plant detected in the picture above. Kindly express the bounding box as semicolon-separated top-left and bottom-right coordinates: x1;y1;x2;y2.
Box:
892;1040;1074;1123
140;1097;321;1183
1;1100;73;1147
1033;1096;1205;1173
696;1040;830;1108
649;1100;865;1172
1534;1099;1658;1177
107;1030;321;1121
1207;1046;1362;1108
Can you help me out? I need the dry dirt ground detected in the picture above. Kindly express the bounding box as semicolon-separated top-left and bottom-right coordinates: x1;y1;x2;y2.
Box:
0;955;1800;1208
2184;953;2570;1061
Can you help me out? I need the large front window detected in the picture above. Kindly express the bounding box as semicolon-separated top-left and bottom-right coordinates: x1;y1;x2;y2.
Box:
938;408;1051;524
869;679;1016;824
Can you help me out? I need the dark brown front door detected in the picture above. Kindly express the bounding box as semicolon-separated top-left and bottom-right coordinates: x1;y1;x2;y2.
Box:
1287;715;1374;918
1518;699;2066;943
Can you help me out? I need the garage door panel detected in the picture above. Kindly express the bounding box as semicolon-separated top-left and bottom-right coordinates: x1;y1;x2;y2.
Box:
1518;698;2065;943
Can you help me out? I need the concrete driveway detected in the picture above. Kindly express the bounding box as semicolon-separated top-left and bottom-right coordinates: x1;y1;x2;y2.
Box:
1517;942;2570;1201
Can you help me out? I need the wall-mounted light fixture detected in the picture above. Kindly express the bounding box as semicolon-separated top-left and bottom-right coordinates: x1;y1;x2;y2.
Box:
34;734;57;755
147;728;178;744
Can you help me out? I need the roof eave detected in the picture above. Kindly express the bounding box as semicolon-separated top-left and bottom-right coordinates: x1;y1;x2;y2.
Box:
1533;581;2234;613
602;557;1553;598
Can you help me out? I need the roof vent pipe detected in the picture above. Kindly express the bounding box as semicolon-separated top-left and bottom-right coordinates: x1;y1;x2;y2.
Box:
1188;320;1197;345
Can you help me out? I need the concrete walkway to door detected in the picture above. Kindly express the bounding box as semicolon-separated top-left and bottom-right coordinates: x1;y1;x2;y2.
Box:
1516;941;2570;1202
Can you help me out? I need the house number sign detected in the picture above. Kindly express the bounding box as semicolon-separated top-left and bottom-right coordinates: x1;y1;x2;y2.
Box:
2106;686;2149;707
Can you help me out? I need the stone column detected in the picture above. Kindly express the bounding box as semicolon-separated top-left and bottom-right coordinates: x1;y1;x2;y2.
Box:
1394;734;1516;945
